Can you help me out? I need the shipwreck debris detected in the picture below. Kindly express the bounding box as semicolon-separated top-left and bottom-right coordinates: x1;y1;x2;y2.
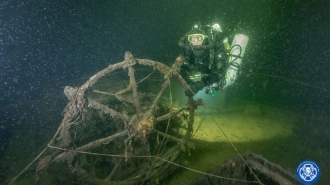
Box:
9;52;200;185
8;52;298;185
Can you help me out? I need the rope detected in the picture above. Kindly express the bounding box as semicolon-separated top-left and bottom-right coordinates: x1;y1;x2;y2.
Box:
212;118;263;185
47;144;261;184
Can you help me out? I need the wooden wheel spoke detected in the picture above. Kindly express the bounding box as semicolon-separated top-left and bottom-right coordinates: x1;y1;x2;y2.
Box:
12;52;200;185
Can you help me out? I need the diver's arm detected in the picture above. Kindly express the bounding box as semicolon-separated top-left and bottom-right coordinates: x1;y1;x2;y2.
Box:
178;36;215;51
185;81;205;97
208;48;215;69
178;37;191;50
180;64;205;97
191;39;214;50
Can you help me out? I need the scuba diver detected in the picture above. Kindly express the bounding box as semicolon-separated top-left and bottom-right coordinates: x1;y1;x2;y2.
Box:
178;22;249;97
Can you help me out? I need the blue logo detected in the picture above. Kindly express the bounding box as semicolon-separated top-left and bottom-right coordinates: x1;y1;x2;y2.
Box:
296;160;321;184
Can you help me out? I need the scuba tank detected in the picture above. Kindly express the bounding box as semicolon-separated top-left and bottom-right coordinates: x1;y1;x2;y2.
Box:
221;34;249;89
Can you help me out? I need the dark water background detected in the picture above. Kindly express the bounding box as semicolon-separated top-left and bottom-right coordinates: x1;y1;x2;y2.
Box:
1;0;330;184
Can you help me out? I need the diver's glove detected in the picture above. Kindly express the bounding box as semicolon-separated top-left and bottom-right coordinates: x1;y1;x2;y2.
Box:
185;81;204;97
205;82;221;96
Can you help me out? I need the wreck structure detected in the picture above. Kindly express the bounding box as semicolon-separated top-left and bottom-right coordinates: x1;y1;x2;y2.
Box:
9;52;299;185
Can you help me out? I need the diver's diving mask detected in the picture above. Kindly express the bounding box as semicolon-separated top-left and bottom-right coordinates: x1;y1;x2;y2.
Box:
188;34;205;46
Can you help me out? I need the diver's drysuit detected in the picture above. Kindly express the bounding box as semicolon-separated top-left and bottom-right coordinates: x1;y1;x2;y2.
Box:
178;22;249;96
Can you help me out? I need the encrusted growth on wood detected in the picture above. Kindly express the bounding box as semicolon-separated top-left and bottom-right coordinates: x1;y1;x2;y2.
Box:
21;52;199;185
